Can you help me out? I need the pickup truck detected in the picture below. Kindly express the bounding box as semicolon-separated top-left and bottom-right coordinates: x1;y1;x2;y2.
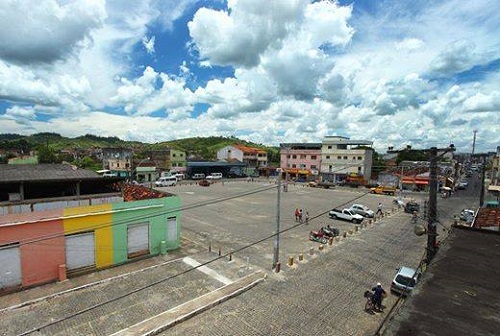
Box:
349;204;374;218
328;209;364;223
370;186;397;195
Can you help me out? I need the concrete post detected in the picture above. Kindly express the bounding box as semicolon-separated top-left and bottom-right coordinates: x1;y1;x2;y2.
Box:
329;237;333;245
319;244;324;251
310;247;314;255
288;256;294;266
299;253;304;261
275;262;281;273
58;264;67;282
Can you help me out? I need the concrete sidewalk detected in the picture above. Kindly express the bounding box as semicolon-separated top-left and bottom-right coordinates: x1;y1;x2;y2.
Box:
111;271;266;336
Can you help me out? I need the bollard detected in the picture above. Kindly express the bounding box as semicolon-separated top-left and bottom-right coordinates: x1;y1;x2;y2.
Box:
310;247;314;255
275;262;281;273
228;253;232;262
373;217;377;223
329;237;333;245
369;219;372;225
299;253;304;261
319;244;324;251
208;242;212;253
288;256;294;266
355;225;359;232
218;245;221;256
343;232;347;238
58;264;67;282
348;230;353;235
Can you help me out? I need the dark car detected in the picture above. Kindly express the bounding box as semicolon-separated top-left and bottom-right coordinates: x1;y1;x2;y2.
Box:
404;202;420;213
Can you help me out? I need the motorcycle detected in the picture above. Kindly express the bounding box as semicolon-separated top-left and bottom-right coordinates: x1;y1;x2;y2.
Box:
309;230;328;244
320;225;340;237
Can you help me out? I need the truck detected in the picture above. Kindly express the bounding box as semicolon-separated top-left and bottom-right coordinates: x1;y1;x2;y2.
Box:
328;208;364;223
349;204;374;218
370;186;397;195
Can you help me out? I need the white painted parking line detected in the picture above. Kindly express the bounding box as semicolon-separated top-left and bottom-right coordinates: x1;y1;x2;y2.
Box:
182;257;233;285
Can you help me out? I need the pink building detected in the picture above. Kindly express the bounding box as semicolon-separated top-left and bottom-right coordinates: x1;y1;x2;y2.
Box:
279;143;322;181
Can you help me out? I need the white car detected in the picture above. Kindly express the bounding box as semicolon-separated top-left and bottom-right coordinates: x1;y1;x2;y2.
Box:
206;173;223;180
349;204;374;218
390;266;421;296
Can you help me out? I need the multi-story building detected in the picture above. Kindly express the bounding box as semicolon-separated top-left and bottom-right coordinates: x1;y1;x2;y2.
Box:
0;164;181;292
279;143;321;181
146;149;187;174
101;147;133;177
320;136;373;183
217;144;268;168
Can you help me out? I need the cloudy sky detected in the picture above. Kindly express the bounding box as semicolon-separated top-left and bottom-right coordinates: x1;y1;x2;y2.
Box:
0;0;499;153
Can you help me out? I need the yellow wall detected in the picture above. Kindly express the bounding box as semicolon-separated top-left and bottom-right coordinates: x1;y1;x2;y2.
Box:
63;204;114;268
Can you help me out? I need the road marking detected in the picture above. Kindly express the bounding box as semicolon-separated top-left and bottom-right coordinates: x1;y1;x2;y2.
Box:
182;257;233;285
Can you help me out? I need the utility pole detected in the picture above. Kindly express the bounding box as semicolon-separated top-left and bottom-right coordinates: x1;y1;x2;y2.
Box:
472;130;477;158
273;168;282;270
479;163;486;207
427;147;438;262
426;145;455;263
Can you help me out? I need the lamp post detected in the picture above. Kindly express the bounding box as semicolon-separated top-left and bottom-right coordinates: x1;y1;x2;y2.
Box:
273;167;282;270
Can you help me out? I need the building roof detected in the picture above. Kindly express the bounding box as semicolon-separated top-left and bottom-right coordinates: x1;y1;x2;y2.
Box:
187;161;246;167
322;136;373;146
279;143;322;150
233;144;267;154
386;227;500;335
473;207;500;230
0;164;100;183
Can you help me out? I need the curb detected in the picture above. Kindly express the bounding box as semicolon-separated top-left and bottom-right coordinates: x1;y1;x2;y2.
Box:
110;270;266;336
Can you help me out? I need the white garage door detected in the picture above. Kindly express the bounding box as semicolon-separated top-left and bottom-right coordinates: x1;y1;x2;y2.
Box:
65;232;95;270
127;223;149;258
167;217;178;242
0;244;21;288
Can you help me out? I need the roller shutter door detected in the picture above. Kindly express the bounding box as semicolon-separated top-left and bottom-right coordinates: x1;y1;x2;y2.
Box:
65;232;95;270
127;223;149;258
167;217;178;242
0;244;21;288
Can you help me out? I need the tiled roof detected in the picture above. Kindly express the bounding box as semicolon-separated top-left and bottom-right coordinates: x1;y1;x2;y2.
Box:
0;164;100;183
473;207;500;229
233;144;267;154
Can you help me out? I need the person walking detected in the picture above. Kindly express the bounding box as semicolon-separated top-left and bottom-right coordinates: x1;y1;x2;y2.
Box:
298;209;303;223
376;202;383;216
294;208;300;222
305;211;310;224
371;282;387;311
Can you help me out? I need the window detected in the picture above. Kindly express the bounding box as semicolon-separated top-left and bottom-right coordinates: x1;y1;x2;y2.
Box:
300;154;306;159
343;156;347;160
117;162;120;168
292;164;296;168
329;165;333;172
328;145;332;149
287;155;290;159
300;164;306;169
173;153;176;157
353;157;356;160
337;156;341;160
326;155;330;159
311;155;317;160
311;165;317;169
358;156;362;160
358;167;362;172
180;153;184;157
292;155;297;159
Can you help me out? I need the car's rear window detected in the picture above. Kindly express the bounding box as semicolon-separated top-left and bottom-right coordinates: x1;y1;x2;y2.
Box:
395;275;416;287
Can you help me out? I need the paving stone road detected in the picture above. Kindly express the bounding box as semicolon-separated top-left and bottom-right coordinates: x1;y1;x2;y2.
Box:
0;178;477;336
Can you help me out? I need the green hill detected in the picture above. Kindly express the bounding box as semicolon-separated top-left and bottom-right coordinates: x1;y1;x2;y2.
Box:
0;133;279;163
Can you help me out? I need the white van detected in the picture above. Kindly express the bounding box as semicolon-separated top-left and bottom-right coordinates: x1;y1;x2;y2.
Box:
155;176;177;187
206;173;223;180
192;173;205;180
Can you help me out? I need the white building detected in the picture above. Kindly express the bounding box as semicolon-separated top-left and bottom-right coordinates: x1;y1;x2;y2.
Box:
217;144;268;168
320;136;373;182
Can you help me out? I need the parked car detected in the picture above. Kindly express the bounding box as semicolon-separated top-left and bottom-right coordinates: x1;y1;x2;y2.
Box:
155;176;177;187
457;181;468;190
349;204;374;218
206;172;223;180
390;266;421;296
328;208;364;223
192;173;206;180
404;201;420;213
459;209;475;223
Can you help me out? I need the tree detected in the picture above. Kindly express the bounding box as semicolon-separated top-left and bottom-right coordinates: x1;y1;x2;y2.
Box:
37;146;59;163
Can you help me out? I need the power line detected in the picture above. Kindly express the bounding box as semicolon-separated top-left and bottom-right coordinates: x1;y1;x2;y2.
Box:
15;186;376;335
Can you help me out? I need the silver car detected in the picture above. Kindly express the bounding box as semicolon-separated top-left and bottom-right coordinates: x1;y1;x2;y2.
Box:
390;266;421;296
